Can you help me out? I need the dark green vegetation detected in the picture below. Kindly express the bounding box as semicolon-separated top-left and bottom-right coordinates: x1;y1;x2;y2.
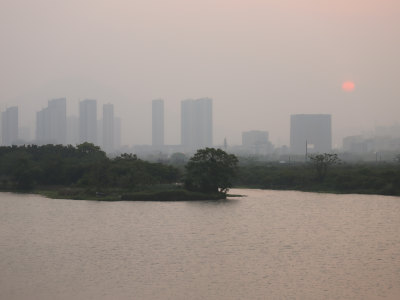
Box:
0;145;233;200
0;143;180;199
235;157;400;196
185;148;239;194
1;145;399;198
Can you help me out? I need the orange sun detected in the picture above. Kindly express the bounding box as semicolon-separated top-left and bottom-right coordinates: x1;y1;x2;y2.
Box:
342;81;355;92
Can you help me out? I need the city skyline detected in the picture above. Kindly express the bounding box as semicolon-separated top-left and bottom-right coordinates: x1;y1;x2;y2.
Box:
1;1;399;148
1;99;400;154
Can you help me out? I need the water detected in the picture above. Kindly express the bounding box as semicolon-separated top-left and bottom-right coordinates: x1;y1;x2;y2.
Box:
0;189;399;300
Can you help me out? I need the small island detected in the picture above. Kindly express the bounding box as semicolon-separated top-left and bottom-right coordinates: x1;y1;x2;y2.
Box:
0;144;238;201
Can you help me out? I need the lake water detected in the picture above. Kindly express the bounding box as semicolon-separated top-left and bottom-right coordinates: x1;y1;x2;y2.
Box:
0;189;399;300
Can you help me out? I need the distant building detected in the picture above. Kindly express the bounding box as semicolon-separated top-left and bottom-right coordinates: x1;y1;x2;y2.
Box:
152;99;164;146
343;135;368;153
103;103;114;153
79;99;97;144
1;106;18;146
48;98;67;144
290;114;332;155
181;98;213;151
36;98;67;145
242;130;273;155
36;108;47;143
343;135;400;154
242;130;269;147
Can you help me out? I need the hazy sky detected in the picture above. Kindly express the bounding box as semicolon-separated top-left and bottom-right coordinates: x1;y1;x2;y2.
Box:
1;0;399;147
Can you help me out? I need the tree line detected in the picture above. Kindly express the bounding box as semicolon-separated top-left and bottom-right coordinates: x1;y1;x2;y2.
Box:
234;154;400;196
1;144;399;197
0;143;180;190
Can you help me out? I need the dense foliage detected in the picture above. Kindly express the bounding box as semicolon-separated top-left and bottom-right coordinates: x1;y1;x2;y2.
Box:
2;145;399;197
0;143;180;190
235;160;400;196
185;148;239;194
308;153;340;181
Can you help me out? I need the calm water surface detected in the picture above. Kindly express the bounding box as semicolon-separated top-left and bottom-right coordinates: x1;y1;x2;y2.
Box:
0;189;399;300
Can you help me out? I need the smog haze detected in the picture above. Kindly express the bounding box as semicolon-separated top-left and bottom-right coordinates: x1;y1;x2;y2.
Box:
1;0;399;147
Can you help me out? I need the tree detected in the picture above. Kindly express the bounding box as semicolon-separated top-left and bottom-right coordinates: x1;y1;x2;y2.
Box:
309;153;340;182
185;148;239;194
169;152;187;165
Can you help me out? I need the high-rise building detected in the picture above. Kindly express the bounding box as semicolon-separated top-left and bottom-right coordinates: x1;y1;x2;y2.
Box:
102;103;114;153
79;99;97;144
290;114;332;155
181;98;213;151
48;98;67;144
152;99;164;146
1;106;18;146
35;98;67;145
36;108;47;143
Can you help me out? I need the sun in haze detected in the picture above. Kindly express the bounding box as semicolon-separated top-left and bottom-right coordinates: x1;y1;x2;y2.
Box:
342;81;355;92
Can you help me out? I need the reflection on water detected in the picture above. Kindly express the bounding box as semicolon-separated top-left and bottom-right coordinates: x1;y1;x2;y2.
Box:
0;190;399;300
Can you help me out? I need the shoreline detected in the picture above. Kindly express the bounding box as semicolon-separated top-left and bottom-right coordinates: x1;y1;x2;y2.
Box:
1;185;398;200
0;187;229;201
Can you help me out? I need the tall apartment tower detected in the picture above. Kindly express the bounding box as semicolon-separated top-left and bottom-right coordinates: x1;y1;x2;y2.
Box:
48;98;67;144
79;99;97;144
152;99;164;146
102;103;114;153
36;98;67;145
1;106;18;146
290;114;332;155
181;98;213;151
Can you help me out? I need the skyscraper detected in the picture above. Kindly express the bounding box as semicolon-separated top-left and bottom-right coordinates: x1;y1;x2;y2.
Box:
36;108;47;144
181;98;213;151
48;98;67;144
102;103;114;153
1;106;18;146
79;99;97;144
290;114;332;155
152;99;164;146
35;98;67;145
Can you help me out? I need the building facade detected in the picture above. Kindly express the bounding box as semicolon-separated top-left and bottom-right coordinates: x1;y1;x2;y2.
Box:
79;99;97;144
36;98;67;145
181;98;213;151
1;106;18;146
290;114;332;155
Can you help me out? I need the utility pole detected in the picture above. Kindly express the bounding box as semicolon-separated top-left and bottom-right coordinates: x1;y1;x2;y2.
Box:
305;140;308;163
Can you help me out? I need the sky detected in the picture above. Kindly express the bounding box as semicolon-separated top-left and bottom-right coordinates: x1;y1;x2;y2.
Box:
1;0;399;147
